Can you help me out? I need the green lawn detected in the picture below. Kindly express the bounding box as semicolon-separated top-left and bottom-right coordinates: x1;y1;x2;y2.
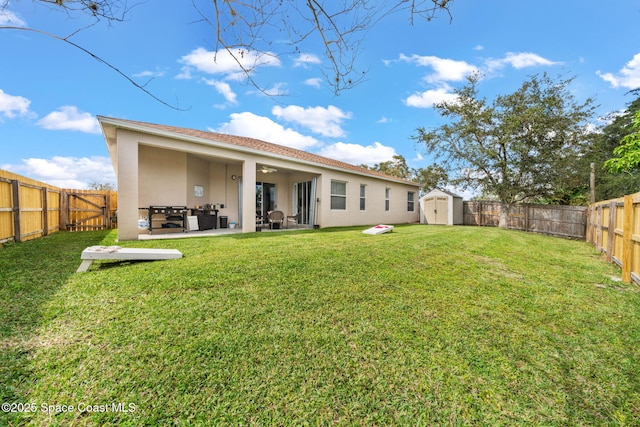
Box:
1;225;639;426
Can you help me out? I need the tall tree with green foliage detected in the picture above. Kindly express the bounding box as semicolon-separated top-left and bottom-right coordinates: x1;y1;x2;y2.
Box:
414;73;595;227
413;164;449;194
581;93;640;201
604;110;640;173
362;154;412;179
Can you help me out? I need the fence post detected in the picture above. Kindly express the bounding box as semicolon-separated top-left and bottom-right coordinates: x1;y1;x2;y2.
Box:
11;180;21;243
586;205;593;243
42;186;49;236
606;201;616;263
596;205;603;252
104;191;111;229
60;190;68;231
622;195;633;283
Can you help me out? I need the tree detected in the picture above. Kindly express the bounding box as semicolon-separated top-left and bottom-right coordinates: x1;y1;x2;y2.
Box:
2;0;453;97
414;73;596;228
604;109;640;174
581;92;640;200
362;154;412;179
413;164;448;194
88;181;115;191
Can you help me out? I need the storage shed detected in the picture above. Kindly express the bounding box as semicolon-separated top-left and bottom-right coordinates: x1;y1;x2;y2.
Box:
420;189;464;225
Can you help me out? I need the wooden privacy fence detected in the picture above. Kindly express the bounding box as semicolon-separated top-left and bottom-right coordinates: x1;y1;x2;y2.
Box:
60;189;118;232
463;201;588;239
0;172;61;244
0;170;117;244
586;192;640;285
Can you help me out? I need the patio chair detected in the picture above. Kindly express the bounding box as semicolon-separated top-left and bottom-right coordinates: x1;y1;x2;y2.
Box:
267;210;284;229
286;212;302;229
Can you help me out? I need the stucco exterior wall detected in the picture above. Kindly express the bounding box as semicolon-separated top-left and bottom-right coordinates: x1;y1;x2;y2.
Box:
186;155;209;208
139;145;187;207
317;169;419;228
116;130;139;241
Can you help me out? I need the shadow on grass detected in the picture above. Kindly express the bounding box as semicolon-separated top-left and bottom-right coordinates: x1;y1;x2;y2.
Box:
0;230;114;423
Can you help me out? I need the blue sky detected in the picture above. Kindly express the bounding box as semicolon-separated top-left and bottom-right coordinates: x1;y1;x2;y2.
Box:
1;1;640;192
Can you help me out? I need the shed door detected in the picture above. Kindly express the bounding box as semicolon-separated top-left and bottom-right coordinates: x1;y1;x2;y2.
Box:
435;197;448;224
424;197;435;224
425;196;448;225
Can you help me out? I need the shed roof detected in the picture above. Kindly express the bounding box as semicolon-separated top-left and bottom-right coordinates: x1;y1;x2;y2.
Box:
420;188;463;199
99;116;420;187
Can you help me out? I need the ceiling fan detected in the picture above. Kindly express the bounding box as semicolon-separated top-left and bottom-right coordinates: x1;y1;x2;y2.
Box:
258;165;277;173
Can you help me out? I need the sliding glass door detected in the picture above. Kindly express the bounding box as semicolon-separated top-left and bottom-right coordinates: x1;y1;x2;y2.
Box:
292;180;316;227
256;182;276;219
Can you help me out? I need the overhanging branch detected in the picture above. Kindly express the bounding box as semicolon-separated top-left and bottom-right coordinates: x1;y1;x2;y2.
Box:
1;25;190;111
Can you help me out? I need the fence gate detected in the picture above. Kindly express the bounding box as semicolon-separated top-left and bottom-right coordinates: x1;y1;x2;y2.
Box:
61;190;112;231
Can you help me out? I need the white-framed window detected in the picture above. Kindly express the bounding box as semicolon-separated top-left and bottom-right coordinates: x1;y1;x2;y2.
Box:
360;184;366;211
385;188;390;211
408;191;415;212
331;180;347;210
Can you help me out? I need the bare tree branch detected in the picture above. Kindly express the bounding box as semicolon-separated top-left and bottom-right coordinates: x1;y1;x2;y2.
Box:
1;25;189;111
2;0;453;103
195;0;453;95
2;0;190;109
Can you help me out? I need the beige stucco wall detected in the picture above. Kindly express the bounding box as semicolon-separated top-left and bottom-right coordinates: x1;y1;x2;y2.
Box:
186;155;209;207
316;169;419;228
139;145;187;207
116;130;139;241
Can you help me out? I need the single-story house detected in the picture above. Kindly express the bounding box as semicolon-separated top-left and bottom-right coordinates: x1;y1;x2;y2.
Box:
99;116;421;240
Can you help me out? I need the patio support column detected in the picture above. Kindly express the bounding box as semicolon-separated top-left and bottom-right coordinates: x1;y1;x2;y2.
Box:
117;131;139;240
241;159;256;233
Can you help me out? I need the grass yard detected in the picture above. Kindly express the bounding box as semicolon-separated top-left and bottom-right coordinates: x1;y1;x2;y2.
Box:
1;225;639;426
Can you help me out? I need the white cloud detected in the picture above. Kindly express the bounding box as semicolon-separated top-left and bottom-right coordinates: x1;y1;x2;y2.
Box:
0;9;26;26
0;89;32;118
304;77;322;88
204;79;238;105
4;156;116;189
376;116;391;124
261;83;289;97
318;141;397;166
133;69;166;78
486;52;560;71
36;106;101;134
271;105;352;138
178;47;281;80
404;85;459;108
212;112;320;150
293;53;321;68
399;54;479;83
597;52;640;89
